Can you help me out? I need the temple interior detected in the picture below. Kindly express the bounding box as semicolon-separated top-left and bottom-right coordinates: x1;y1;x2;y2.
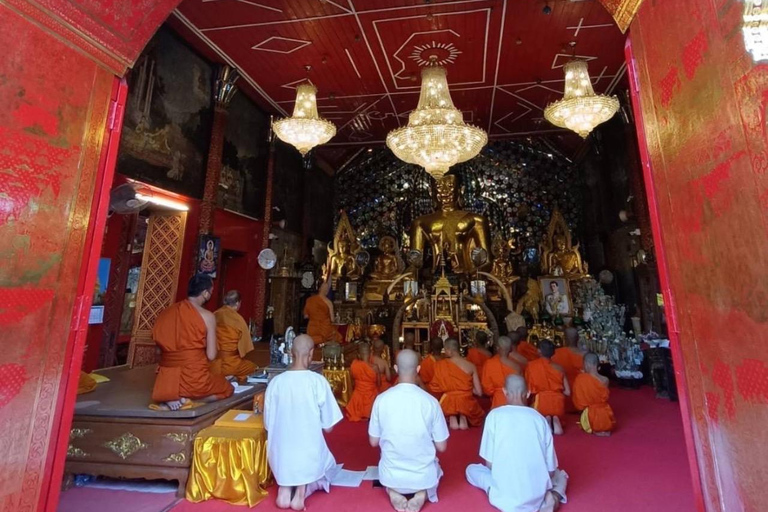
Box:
2;1;766;511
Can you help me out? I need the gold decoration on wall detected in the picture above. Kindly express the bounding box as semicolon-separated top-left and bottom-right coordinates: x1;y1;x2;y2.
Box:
128;212;187;367
104;433;148;460
326;211;362;285
540;208;587;277
67;445;89;458
597;0;644;33
163;451;186;463
165;432;190;444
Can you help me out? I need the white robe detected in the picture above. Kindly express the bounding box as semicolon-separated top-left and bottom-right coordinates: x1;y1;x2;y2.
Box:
468;405;561;512
264;369;342;486
368;383;449;500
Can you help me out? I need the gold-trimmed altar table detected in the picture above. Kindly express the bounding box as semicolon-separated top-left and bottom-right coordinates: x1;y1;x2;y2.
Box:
186;423;271;506
65;365;261;497
323;369;352;407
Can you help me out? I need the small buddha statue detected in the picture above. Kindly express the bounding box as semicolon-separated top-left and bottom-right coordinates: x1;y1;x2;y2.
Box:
370;236;404;280
328;236;361;280
546;235;586;276
410;175;492;274
490;236;515;283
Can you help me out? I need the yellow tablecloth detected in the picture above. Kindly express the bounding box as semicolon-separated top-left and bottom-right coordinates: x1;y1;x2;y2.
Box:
323;369;352;407
186;425;272;507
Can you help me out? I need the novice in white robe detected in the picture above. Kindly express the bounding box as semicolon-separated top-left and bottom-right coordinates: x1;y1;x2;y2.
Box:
265;369;342;494
466;375;568;512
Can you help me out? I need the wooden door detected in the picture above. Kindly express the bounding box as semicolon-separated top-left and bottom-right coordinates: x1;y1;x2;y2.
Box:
127;211;187;367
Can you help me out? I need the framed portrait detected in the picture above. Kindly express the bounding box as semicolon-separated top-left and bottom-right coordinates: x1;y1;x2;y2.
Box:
539;277;572;317
198;235;221;278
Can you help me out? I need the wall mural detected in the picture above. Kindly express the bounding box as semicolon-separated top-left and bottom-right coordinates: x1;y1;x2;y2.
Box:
334;140;583;264
218;93;269;217
117;27;213;199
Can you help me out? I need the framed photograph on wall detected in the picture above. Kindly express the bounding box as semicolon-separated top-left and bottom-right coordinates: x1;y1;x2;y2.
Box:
198;235;221;278
539;277;572;317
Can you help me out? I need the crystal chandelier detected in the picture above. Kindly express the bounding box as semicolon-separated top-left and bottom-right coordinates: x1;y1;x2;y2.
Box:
386;66;487;179
544;60;619;138
742;0;768;62
273;83;336;155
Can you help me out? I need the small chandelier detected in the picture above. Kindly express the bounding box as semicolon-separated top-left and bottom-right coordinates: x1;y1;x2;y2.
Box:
742;0;768;61
544;60;619;138
273;83;336;155
386;66;487;179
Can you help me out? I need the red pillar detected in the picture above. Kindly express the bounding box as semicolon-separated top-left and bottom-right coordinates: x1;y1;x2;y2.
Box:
253;137;276;335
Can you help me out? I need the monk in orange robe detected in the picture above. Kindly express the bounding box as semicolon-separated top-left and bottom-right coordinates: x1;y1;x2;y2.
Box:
429;338;484;429
152;274;234;410
524;339;570;435
573;352;616;436
304;280;341;346
467;330;492;379
481;336;521;409
507;332;530;369
346;343;379;421
370;344;392;393
210;290;256;383
515;326;540;361
551;327;586;391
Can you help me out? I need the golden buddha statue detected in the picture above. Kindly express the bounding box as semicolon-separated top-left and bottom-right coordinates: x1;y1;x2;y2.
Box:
540;208;587;277
327;212;362;284
410;175;491;274
490;235;515;284
370;236;404;280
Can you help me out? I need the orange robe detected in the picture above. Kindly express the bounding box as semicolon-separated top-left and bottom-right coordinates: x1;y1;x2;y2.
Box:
419;355;438;384
210;306;256;383
467;347;491;378
573;373;616;433
151;301;234;403
346;359;378;421
518;341;540;361
304;295;341;345
552;347;584;390
481;355;517;409
525;358;565;418
429;359;485;426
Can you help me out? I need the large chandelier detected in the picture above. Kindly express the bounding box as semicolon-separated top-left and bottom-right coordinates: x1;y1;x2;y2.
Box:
273;83;336;155
544;60;619;138
386;66;487;179
743;0;768;61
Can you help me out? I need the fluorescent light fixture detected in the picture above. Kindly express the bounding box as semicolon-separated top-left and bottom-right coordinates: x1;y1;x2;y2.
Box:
135;193;189;211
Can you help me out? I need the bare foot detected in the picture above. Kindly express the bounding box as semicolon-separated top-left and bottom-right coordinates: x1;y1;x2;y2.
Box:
290;484;306;510
406;490;427;512
449;415;459;430
162;398;186;411
552;416;564;436
276;486;292;509
387;488;408;512
459;415;469;430
540;491;558;512
595;431;611;437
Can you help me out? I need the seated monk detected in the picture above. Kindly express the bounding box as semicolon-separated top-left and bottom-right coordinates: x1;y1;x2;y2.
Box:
572;353;616;436
516;326;540;362
467;331;492;379
551;327;585;392
304;280;341;346
265;335;343;510
429;338;484;430
525;340;570;435
371;342;393;393
419;338;443;400
369;350;449;512
481;336;521;409
466;375;568;512
152;274;234;411
210;290;256;383
346;343;380;422
507;332;530;369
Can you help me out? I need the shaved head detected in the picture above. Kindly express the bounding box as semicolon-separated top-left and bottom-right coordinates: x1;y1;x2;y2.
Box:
539;339;555;358
403;332;415;349
430;337;444;355
291;334;315;369
503;374;529;405
444;338;459;354
358;342;371;357
223;290;241;307
584;352;599;370
497;336;512;355
564;327;579;347
507;331;521;347
395;349;419;375
516;325;528;340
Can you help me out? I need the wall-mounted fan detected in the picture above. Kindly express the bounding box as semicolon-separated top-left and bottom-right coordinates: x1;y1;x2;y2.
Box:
109;183;150;215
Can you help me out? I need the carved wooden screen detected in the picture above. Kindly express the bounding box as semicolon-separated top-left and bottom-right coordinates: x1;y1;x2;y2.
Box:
127;211;187;367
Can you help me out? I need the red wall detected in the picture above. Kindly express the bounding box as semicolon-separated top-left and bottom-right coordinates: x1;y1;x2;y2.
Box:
628;1;768;510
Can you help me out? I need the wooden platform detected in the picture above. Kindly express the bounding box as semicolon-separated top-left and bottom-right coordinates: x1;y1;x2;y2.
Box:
65;365;261;497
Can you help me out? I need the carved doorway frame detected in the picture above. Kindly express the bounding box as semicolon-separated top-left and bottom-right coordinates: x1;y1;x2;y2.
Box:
127;210;187;367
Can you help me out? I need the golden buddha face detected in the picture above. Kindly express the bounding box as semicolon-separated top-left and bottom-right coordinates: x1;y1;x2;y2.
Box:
379;236;395;254
435;175;458;210
338;239;351;255
554;235;567;251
